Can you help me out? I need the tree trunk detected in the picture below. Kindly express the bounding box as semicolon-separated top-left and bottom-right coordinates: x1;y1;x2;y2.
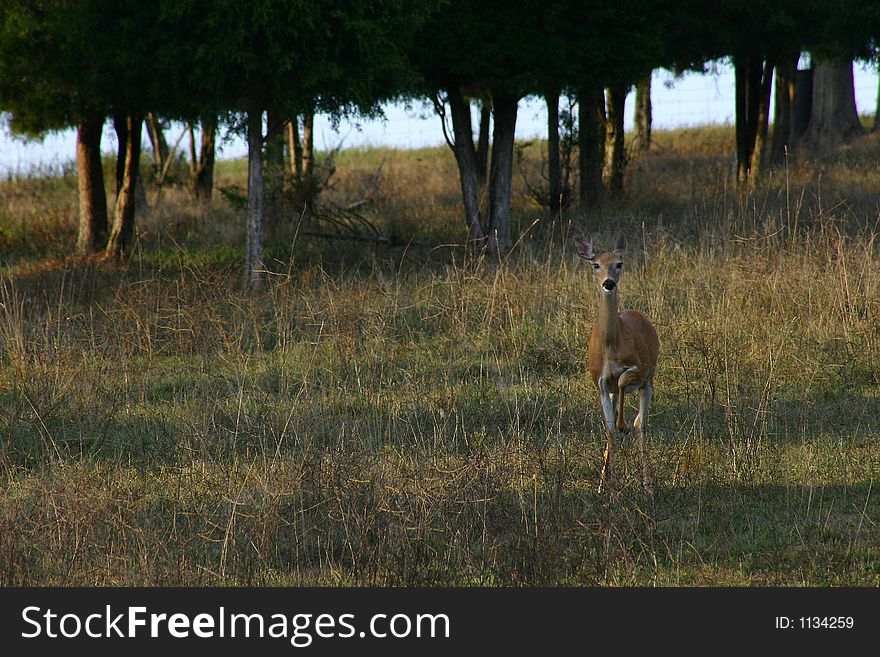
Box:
560;95;575;204
734;58;749;183
75;115;108;256
475;100;491;185
770;54;798;164
302;111;314;177
188;121;198;179
264;107;285;236
734;56;767;185
750;59;775;182
486;93;517;253
105;114;142;260
288;117;303;177
135;170;149;215
111;115;149;215
446;85;485;244
145;112;168;173
245;109;265;292
792;68;814;140
802;58;864;151
287;112;316;217
113;115;128;197
603;85;627;197
633;73;652;154
875;70;880;132
578;86;605;207
546;90;562;212
193;115;216;213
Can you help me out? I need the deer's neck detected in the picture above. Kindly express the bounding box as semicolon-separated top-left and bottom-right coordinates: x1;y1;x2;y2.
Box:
596;292;620;350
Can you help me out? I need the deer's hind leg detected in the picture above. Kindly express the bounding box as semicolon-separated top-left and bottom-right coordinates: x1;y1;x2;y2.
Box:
634;380;653;492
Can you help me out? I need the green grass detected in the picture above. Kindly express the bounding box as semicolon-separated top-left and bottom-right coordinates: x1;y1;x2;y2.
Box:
0;124;879;585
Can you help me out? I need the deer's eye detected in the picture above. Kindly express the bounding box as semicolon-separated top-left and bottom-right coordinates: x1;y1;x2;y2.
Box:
616;262;623;269
592;263;600;270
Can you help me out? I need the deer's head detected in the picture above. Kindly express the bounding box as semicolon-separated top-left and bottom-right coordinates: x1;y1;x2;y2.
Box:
575;232;627;296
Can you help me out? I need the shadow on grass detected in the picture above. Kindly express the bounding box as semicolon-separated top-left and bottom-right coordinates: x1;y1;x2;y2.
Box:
0;452;876;586
652;392;880;445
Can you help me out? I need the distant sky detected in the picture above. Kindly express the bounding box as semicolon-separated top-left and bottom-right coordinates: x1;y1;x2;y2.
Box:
1;62;878;174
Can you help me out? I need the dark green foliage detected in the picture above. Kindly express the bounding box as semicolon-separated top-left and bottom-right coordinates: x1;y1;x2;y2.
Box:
414;0;670;100
665;0;879;68
2;1;879;137
0;0;162;133
152;0;428;123
546;0;668;92
0;1;84;133
1;0;430;135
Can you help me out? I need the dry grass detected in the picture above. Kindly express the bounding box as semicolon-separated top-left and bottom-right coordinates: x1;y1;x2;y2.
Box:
0;124;879;585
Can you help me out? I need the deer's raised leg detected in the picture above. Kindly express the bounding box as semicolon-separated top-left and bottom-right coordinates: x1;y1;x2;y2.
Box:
616;366;640;432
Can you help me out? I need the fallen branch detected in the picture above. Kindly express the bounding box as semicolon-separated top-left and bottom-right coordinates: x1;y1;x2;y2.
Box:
298;231;432;247
343;198;371;211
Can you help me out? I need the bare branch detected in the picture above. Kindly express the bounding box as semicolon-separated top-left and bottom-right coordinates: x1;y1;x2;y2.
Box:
431;92;455;151
157;123;193;187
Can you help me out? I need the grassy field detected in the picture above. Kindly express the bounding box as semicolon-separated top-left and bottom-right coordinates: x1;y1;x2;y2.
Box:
0;124;879;585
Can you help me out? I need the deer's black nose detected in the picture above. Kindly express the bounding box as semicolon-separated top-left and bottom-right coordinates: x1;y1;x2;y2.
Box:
602;279;616;291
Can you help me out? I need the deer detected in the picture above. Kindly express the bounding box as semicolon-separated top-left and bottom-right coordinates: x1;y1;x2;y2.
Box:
575;232;659;493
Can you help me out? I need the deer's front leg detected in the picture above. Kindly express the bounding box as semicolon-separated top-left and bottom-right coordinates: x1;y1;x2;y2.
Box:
598;379;616;493
598;377;616;434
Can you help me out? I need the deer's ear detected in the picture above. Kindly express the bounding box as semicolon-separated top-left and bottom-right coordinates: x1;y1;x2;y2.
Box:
574;238;595;261
613;231;627;255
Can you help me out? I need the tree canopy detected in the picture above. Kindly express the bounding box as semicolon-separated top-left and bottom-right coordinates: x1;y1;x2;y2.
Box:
0;0;163;133
2;0;880;260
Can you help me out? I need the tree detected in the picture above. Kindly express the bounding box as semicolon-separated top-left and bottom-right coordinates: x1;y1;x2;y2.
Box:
146;113;170;175
74;117;109;253
189;116;216;212
733;56;774;183
875;71;880;132
577;88;606;206
603;85;627;197
163;0;425;288
633;73;653;155
264;108;286;236
245;111;265;291
724;10;787;184
95;1;158;259
431;86;485;243
770;54;799;165
659;1;800;185
800;2;879;150
545;90;563;212
486;91;518;252
105;114;143;259
2;0;426;273
415;0;545;250
0;1;107;257
287;111;317;215
0;0;163;258
416;0;667;243
801;58;863;150
475;100;491;185
549;1;666;206
699;1;877;182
